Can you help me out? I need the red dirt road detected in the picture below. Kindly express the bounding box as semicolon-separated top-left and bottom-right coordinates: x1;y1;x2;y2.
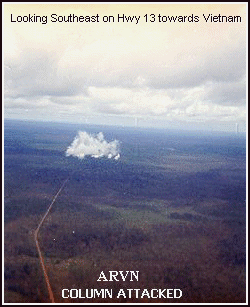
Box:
34;178;69;303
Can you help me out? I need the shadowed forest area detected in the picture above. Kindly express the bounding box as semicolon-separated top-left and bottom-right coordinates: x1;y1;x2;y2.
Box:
4;119;246;303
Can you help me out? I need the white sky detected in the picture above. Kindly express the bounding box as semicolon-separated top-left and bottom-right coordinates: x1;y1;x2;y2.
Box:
3;3;247;132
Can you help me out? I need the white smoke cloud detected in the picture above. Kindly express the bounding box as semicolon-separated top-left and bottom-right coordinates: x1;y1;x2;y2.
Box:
66;131;120;160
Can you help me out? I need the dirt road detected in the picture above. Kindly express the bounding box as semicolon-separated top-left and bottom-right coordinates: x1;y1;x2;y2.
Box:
34;178;69;303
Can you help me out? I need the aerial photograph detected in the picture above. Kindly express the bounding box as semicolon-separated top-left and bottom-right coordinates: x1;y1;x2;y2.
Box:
3;3;247;304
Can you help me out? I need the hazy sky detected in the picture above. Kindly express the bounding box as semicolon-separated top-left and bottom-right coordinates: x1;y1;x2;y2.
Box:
4;3;247;132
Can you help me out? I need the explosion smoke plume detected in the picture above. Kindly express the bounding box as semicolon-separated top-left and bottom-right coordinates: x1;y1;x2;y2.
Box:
66;131;120;160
